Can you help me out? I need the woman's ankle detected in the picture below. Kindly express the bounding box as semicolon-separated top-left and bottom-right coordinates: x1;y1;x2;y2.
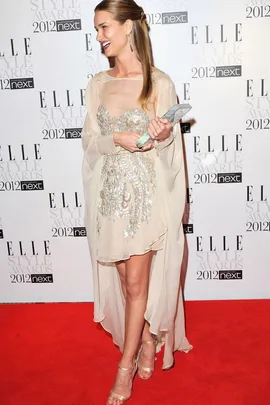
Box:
118;356;136;369
141;332;155;343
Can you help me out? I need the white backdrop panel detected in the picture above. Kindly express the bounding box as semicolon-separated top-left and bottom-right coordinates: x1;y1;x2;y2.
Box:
0;0;269;302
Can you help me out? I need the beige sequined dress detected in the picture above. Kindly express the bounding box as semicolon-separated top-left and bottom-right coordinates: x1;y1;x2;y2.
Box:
82;68;192;369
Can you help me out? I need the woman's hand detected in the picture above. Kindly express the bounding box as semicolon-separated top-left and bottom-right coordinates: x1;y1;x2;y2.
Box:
147;117;172;142
113;131;154;152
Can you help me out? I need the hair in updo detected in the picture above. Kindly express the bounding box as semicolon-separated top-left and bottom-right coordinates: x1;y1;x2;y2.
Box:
95;0;154;109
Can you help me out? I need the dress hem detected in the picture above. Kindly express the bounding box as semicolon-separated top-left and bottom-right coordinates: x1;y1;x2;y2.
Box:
96;228;167;263
93;313;193;370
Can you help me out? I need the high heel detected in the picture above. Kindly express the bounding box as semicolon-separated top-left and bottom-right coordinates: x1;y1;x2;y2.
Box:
107;360;138;404
137;339;157;380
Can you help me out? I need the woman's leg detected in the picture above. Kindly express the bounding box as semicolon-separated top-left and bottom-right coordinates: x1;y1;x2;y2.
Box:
116;260;127;299
116;259;156;380
137;320;157;379
116;261;152;342
121;251;153;365
107;252;153;405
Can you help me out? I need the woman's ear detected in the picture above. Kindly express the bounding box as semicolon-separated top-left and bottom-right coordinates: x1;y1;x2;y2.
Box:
125;19;133;35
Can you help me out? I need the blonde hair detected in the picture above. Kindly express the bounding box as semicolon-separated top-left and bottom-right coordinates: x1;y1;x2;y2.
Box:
95;0;154;109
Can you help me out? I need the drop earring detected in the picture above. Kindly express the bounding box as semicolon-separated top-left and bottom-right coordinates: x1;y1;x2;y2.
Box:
128;34;133;52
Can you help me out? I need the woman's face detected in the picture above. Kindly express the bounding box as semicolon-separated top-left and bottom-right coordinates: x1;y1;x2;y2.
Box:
94;10;131;57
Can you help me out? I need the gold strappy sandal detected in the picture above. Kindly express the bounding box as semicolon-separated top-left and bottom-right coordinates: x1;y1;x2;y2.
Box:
107;361;137;405
137;339;157;380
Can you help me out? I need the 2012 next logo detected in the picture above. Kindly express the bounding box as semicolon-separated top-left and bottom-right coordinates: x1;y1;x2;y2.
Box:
192;65;242;79
146;11;188;25
0;78;34;90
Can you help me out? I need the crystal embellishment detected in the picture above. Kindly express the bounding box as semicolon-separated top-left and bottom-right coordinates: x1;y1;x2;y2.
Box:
96;105;156;238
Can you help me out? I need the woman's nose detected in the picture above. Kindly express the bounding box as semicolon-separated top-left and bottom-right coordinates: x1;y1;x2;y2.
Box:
96;30;103;42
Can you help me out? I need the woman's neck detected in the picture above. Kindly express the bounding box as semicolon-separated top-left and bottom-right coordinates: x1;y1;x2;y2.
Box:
112;53;142;78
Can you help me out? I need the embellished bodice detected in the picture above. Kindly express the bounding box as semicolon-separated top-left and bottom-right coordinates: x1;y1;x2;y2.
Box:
97;105;149;140
95;104;156;240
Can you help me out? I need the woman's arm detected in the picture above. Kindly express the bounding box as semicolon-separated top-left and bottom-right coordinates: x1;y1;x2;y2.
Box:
82;77;117;159
151;79;179;152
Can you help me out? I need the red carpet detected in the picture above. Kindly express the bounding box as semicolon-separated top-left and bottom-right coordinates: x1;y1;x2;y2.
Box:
1;300;270;405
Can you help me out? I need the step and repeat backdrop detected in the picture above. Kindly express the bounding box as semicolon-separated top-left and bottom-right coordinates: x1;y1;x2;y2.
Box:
0;0;269;303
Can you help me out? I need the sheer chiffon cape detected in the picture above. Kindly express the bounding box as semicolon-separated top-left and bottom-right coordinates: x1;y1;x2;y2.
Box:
81;68;192;369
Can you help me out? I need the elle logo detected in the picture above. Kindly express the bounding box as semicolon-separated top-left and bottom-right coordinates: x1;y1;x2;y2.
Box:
0;144;41;161
39;89;85;108
247;185;267;202
193;134;242;153
0;38;31;57
196;236;243;252
191;24;242;44
247;79;268;97
7;240;51;256
49;192;82;209
85;33;92;51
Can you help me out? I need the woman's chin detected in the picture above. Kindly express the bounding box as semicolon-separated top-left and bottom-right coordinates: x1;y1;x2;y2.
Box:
105;49;115;58
101;46;112;56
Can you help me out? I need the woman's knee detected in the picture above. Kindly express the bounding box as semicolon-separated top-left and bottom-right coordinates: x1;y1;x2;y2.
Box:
116;261;126;286
125;276;147;299
119;273;126;288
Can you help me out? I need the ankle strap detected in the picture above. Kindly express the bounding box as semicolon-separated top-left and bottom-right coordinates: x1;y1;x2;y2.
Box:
142;339;157;345
118;360;137;372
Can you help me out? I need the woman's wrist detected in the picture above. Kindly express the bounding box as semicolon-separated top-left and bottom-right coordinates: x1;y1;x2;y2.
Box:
113;132;121;146
157;127;173;143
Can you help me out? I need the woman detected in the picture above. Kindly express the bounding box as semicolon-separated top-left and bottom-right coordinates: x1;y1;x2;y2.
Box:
81;0;192;403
